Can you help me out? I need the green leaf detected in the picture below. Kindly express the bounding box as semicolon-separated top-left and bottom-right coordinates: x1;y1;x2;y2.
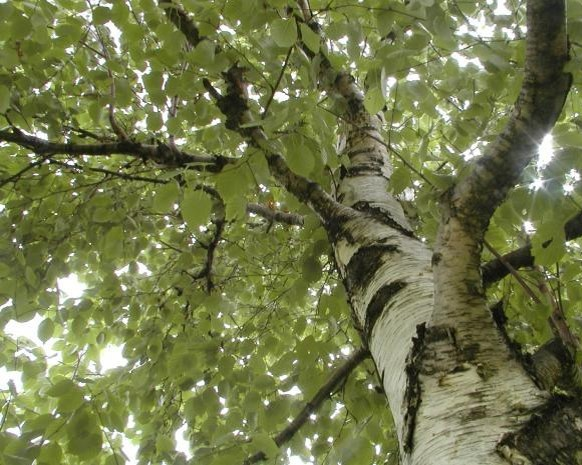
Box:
252;433;279;458
147;111;164;131
189;41;216;66
38;442;63;464
181;190;212;231
92;207;114;223
0;85;10;113
38;318;55;342
363;87;385;115
271;19;298;48
300;23;320;53
301;256;322;283
155;435;175;453
153;181;180;212
531;218;566;266
10;13;32;40
102;226;124;259
105;453;126;465
284;134;315;177
67;433;103;460
92;6;111;25
47;379;76;397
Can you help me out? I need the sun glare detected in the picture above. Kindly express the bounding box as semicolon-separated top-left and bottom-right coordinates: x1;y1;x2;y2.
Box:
537;134;554;167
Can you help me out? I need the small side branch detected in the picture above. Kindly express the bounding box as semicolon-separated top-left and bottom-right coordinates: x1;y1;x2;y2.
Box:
157;0;204;47
0;155;52;188
483;210;582;285
243;347;370;465
246;203;304;227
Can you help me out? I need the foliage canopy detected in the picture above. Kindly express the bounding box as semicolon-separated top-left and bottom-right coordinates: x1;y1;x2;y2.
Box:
1;0;582;464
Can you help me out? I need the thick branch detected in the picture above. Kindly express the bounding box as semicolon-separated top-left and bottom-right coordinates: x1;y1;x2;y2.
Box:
451;0;571;234
243;347;370;465
0;129;235;172
200;67;345;224
155;2;348;223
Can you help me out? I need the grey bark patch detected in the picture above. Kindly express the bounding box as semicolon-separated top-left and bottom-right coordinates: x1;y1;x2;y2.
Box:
497;395;582;465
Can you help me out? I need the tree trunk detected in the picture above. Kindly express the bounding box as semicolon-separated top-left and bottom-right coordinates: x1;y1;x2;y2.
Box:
327;37;582;465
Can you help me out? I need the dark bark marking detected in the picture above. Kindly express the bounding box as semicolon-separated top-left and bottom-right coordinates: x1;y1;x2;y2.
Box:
423;324;453;344
431;252;442;266
325;213;356;245
351;201;415;237
341;165;386;178
345;243;399;292
497;395;582;465
461;405;488;423
460;342;480;362
403;323;426;453
364;281;407;340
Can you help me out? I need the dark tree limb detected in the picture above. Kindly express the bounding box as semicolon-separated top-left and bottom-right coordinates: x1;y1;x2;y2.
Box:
201;61;346;224
157;0;204;47
0;128;236;171
243;347;370;465
483;210;582;285
246;203;304;227
156;0;348;224
157;2;352;227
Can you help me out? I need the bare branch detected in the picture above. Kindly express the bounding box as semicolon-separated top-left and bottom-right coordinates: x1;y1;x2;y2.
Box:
261;47;293;119
0;128;237;172
46;159;166;184
483;210;582;285
243;347;370;465
483;239;541;302
535;266;580;354
93;22;128;141
246;203;304;227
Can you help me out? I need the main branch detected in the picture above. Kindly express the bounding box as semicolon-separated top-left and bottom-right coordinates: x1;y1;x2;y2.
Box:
450;0;571;233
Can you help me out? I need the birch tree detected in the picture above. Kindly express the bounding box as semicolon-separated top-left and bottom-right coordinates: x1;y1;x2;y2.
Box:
1;1;582;464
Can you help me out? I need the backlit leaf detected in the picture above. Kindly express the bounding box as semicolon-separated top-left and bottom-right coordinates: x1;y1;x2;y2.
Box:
271;19;297;48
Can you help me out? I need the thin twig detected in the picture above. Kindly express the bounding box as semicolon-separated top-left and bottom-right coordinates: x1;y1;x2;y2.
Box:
262;47;293;119
483;239;541;304
243;347;370;465
0;156;50;188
